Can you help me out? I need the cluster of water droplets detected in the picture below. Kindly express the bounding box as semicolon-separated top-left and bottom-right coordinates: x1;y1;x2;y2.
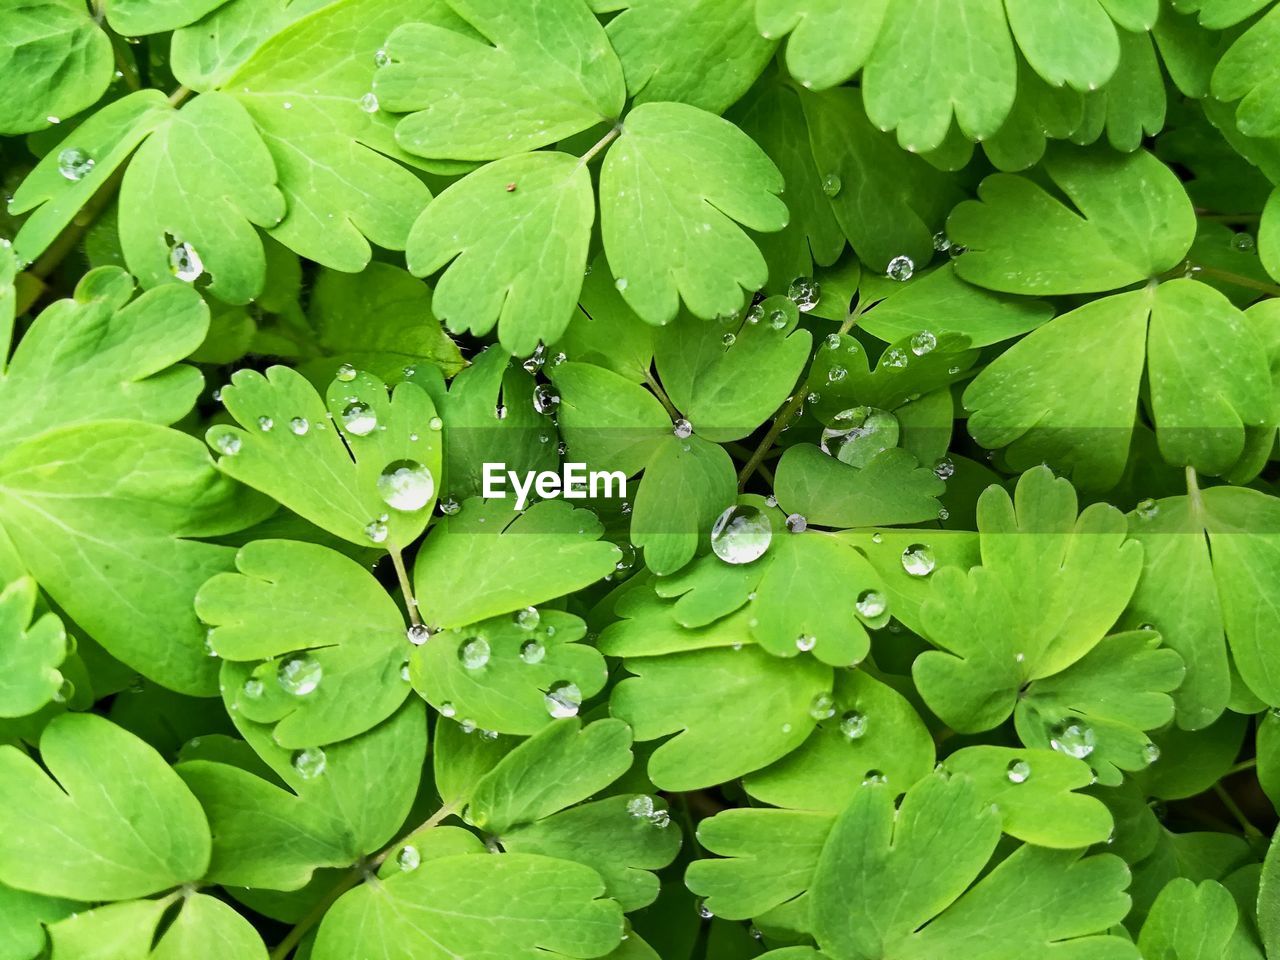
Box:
627;795;672;828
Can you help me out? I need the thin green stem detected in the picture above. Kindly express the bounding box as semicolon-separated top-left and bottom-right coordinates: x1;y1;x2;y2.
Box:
643;369;681;421
1196;213;1261;224
1213;782;1263;839
388;547;420;626
1227;758;1258;777
268;866;363;960
1189;263;1280;298
370;803;458;868
577;123;621;168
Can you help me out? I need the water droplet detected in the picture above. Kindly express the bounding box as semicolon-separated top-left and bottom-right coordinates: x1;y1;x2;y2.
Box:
827;365;846;383
840;710;867;739
397;845;420;871
722;332;737;346
214;433;241;456
862;770;887;785
822;173;842;197
628;795;654;819
796;634;816;652
1232;232;1255;252
787;277;820;312
243;678;264;700
257;415;274;432
364;519;388;543
711;505;772;564
169;242;203;282
440;496;461;515
459;636;490;670
1136;498;1159;520
785;513;807;534
517;638;547;664
407;624;430;646
667;418;693;441
1142;741;1160;765
359;92;379;112
882;347;908;369
292;747;327;779
341;401;377;436
901;543;935;577
615;277;629;292
886;255;914;282
1006;759;1031;784
514;607;540;630
746;304;764;324
428;416;443;432
932;231;952;253
820;406;899;468
910;331;936;356
440;701;457;718
855;589;886;619
336;363;357;382
400;661;411;682
377;459;435;511
532;383;560;415
871;532;883;543
768;308;788;330
494;403;507;420
824;333;842;351
57;147;94;182
933;457;955;480
278;654;322;696
809;693;836;720
289;417;310;436
375;48;391;68
545;680;582;718
1049;719;1096;759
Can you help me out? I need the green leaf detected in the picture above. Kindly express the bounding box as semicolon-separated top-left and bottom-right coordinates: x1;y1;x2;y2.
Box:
862;0;1016;152
0;422;264;695
312;853;624;960
413;498;620;627
411;609;609;735
105;0;233;36
0;885;78;960
47;894;267;960
0;576;67;719
119;92;284;305
811;773;1137;960
600;101;788;325
950;147;1196;295
612;645;833;790
631;434;736;575
600;0;777;114
407;151;594;355
197;539;411;746
1004;0;1121;91
1212;7;1280;139
0;0;112;135
755;0;889;91
552;254;656;383
1138;878;1239;960
553;361;670;475
209;366;441;550
381;0;625;161
0;714;209;900
774;446;946;530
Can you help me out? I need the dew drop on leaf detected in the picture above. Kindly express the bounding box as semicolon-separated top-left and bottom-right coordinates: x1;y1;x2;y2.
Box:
821;173;842;197
795;634;816;652
1142;742;1161;765
809;693;835;720
397;845;421;871
1050;719;1096;759
407;624;430;646
910;331;936;356
515;606;540;630
57;147;94;181
673;418;693;439
336;363;357;382
377;460;435;512
901;543;935;577
519;639;545;664
532;383;560;415
787;277;820;312
1136;498;1159;520
291;747;327;779
359;92;379;112
341;401;377;436
168;241;203;282
785;513;807;534
278;654;322;696
257;415;274;432
289;417;310;436
545;680;582;718
932;231;951;252
1006;759;1031;784
886;255;914;281
711;505;772;564
214;433;242;456
933;457;955;480
439;496;461;515
458;636;490;669
840;710;867;739
862;770;887;785
855;589;886;619
364;519;388;543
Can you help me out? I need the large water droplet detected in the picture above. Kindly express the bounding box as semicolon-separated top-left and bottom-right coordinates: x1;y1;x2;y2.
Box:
785;513;807;534
459;636;490;670
397;845;421;871
932;231;952;253
336;363;357;382
787;277;820;312
342;401;377;436
933;457;955;480
673;418;693;439
910;331;936;356
795;634;816;652
545;680;582;718
886;255;914;282
711;505;772;564
840;710;867;739
855;589;886;619
822;173;842;197
1006;759;1031;783
1049;719;1096;759
214;433;242;456
57;147;95;182
820;407;899;468
900;543;935;577
377;460;435;511
243;678;264;700
532;383;560;415
407;624;430;646
1142;741;1160;765
169;241;203;282
292;747;327;779
289;416;310;436
278;654;322;696
514;606;540;630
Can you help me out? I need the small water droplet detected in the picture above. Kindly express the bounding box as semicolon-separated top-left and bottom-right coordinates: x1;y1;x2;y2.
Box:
377;460;435;511
289;417;310;436
292;747;327;779
494;403;507;420
459;636;490;669
365;519;388;543
1232;232;1255;252
341;401;377;436
407;624;431;646
243;678;264;700
532;383;560;415
785;512;807;534
809;693;836;720
827;365;847;383
278;654;322;696
796;634;816;652
768;308;788;330
514;607;540;630
169;241;203;282
615;277;629;292
545;680;582;718
933;457;955;480
440;496;461;515
882;347;908;369
257;415;274;432
359;92;379;112
932;231;952;253
336;363;357;382
822;173;842;197
722;332;737;346
397;845;420;871
840;710;867;739
855;589;886;619
517;638;547;664
375;48;392;67
711;505;772;564
1142;741;1160;765
886;256;914;282
672;418;693;439
1049;718;1096;759
787;277;820;312
862;769;887;785
440;701;457;718
1006;759;1031;784
910;331;936;356
57;147;94;182
214;433;242;456
1136;498;1159;520
901;543;935;577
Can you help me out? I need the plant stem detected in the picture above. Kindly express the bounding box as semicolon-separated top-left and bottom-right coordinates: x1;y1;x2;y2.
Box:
268;865;363;960
1187;263;1280;298
388;547;421;626
370;803;458;868
1213;782;1263;839
643;369;681;421
577;123;622;168
1227;758;1258;777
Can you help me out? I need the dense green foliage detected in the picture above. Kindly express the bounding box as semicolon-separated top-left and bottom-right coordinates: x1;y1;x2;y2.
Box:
4;0;1280;957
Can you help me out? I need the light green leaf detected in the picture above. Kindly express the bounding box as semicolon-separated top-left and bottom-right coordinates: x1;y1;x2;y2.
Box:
774;446;946;530
312;853;624;960
105;0;232;36
1004;0;1120;91
47;894;267;960
0;576;67;719
407;151;594;355
612;645;833;790
755;0;889;91
209;366;441;550
0;0;112;135
553;361;671;475
0;714;209;901
602;0;777;113
631;434;737;575
381;0;625;160
1212;7;1280;139
118;92;284;305
551;253;656;383
601;101;788;325
950;147;1196;294
0;885;78;960
1138;878;1239;960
